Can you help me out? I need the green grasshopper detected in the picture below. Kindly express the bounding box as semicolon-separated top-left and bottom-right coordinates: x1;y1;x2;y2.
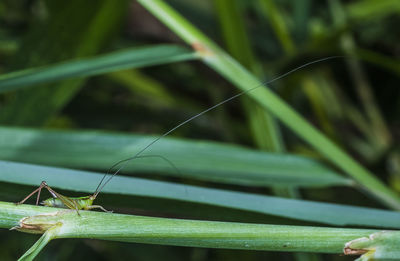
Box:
16;155;178;215
16;181;108;214
16;57;340;214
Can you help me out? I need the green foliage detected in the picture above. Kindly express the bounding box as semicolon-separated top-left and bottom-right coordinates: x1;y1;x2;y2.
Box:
0;127;351;187
0;0;399;260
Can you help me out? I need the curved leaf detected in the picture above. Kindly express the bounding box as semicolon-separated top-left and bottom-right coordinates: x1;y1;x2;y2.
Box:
0;44;197;93
1;160;399;228
0;127;351;188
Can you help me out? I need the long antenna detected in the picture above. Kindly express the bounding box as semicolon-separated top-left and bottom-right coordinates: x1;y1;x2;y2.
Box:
94;56;344;196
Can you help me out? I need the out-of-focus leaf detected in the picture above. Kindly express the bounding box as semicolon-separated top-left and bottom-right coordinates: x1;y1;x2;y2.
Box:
357;48;400;77
0;127;351;188
106;69;176;107
0;0;130;126
215;0;284;151
0;45;196;93
347;0;400;22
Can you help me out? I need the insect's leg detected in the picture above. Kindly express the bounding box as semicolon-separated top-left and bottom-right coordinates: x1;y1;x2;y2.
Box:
87;205;113;213
16;181;47;205
64;198;81;216
43;184;59;199
36;184;42;205
73;201;81;216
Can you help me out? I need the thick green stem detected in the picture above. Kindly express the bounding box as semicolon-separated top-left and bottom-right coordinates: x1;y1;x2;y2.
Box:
2;201;378;254
137;0;400;210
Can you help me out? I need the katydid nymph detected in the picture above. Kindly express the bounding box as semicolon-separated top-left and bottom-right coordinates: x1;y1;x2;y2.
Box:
16;56;341;215
15;155;179;215
16;181;109;215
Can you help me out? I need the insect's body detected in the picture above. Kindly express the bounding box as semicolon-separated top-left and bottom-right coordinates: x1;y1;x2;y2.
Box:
16;181;109;215
42;196;94;210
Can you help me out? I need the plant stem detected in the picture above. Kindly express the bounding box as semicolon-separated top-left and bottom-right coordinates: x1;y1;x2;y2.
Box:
2;201;378;254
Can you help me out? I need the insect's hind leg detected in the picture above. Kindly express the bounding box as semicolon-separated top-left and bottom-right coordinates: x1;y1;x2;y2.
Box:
86;205;113;213
70;201;81;216
16;181;48;206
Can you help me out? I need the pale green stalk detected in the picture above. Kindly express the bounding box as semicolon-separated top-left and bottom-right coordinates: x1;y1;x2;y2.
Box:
1;202;377;255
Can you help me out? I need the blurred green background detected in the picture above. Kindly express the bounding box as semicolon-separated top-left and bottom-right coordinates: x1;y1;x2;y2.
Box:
0;0;400;260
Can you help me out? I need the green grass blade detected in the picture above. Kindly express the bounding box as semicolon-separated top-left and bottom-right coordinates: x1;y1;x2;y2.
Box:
0;45;197;93
357;48;400;77
107;69;176;107
0;127;350;188
137;0;400;209
2;160;400;228
258;0;295;54
215;0;284;152
214;0;257;71
347;0;400;21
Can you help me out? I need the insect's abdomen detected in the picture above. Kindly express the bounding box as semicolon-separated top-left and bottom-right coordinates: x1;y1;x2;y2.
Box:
42;198;66;208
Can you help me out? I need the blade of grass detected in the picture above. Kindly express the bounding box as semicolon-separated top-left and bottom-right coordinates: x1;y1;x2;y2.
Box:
0;127;351;188
258;0;295;55
301;74;336;138
0;45;197;93
215;0;284;152
347;0;400;22
1;160;400;228
106;69;176;107
356;48;400;77
137;0;400;209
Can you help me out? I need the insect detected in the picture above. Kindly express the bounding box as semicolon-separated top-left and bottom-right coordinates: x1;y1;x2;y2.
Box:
16;56;341;214
16;181;108;215
15;155;178;215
